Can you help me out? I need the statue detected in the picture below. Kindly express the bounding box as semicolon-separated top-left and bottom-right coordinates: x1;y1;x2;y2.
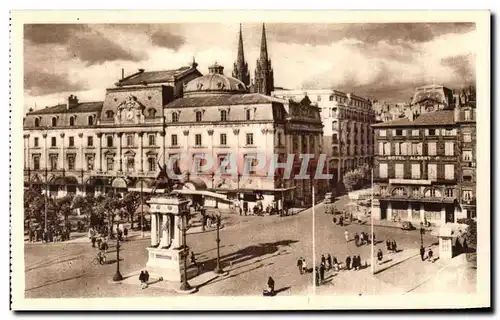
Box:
159;215;172;249
151;161;173;193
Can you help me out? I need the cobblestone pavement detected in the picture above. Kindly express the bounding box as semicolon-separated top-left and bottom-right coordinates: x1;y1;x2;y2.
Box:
25;196;444;298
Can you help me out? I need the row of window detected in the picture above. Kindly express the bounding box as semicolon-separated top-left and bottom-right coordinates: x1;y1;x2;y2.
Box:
379;186;474;202
32;134;158;148
378;141;456;156
34;115;96;128
378;162;475;181
170;109;253;123
378;128;458;137
32;154;158;172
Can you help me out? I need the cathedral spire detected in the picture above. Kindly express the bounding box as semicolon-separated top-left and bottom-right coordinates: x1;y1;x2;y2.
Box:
232;23;250;87
259;23;269;64
253;23;274;95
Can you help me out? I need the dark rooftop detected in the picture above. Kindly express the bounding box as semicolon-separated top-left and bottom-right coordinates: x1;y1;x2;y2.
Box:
165;93;280;108
27;102;103;115
372;109;455;127
117;67;193;86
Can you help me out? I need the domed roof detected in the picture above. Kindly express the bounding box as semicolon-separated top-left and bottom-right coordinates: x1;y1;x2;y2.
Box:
184;62;248;96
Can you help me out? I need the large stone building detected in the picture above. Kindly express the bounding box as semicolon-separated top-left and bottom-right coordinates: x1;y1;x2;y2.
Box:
23;24;323;211
371;85;476;226
272;89;376;189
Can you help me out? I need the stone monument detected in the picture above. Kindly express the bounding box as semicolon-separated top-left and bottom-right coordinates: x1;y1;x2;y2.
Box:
438;226;453;260
146;195;191;282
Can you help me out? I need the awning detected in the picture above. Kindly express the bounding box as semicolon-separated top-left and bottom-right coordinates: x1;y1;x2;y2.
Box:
112;177;128;189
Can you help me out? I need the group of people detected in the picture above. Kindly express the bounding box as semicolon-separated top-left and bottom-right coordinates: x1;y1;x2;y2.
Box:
353;232;375;247
386;239;398;253
138;270;150;289
27;225;71;243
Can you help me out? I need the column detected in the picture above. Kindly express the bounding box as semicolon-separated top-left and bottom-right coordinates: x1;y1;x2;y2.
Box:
420;204;425;222
387;201;393;221
160;131;166;165
25;134;30;170
172;215;182;248
440;206;446;226
150;212;157;247
407;202;412;221
78;133;84;171
96;133;102;172
60;133;65;170
138;132;144;172
117;132;123;172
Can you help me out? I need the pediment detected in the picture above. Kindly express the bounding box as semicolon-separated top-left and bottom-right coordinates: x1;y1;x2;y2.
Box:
117;95;145;111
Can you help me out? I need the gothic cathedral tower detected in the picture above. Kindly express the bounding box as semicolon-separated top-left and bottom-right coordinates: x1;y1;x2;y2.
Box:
232;24;250;87
253;23;274;95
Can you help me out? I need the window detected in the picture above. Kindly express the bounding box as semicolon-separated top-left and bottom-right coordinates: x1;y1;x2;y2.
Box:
464;110;471;121
445;142;454;156
87;136;93;147
383;142;391;155
392;187;405;196
195;111;202;122
69;117;75;126
195;134;202;146
427;164;437;181
106;157;114;171
428;128;437;136
34;137;39;147
379;163;388;178
412;129;419;136
244;154;258;174
148;134;155;146
127;156;135;172
411;163;421;179
332;121;339;130
67;155;75;170
379;130;386;137
427;142;437;156
171;134;177;146
172;112;179;123
34;118;40;127
395;163;404;179
401;142;409;155
329;95;334;101
412;187;420;198
395;129;403;136
463;170;473;182
462;150;473;161
86;155;94;170
220;133;227;146
317;95;322;102
463;190;473;201
193;154;206;173
148;157;156;172
49;154;58;170
33;155;40;170
378;142;384;155
51;117;57;127
220;110;228;121
147;108;156;118
380;186;387;195
88;116;94;125
412;142;422;155
106;135;113;147
277;132;282;147
69;136;74;147
445;188;455;198
217;154;230;174
463;132;472;142
246;109;252;121
443;129;456;136
445;164;455;180
51;137;56;147
394;142;401;155
246;133;254;145
126;134;134;147
106;110;114;119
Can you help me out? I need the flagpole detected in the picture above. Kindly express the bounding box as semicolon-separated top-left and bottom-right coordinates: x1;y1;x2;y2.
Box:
371;167;374;275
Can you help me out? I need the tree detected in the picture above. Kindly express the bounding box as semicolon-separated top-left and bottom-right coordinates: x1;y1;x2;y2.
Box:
122;192;143;229
55;195;73;227
72;193;96;228
95;192;125;235
24;189;45;227
457;218;477;249
343;169;363;192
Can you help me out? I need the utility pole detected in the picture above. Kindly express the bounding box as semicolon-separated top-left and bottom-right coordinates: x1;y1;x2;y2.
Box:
141;176;144;238
311;177;316;295
370;167;374;275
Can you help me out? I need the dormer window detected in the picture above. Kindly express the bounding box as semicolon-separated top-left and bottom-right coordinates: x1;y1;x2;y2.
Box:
69;116;75;126
172;112;179;123
147;108;156;118
246;109;252;121
220;110;228;121
106;110;114;119
34;118;40;127
195;111;202;122
51;117;57;127
88;115;94;125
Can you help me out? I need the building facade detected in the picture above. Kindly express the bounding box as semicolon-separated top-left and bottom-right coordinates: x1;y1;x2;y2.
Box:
272;89;376;189
371;85;476;226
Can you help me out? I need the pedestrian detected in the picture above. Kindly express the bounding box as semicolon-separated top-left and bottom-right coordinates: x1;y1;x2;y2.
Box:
319;263;325;282
123;227;128;241
302;258;307;274
91;235;96;248
386;239;391;252
339;216;344;226
392;240;397;253
354;255;359;270
344;230;349;243
332;256;339;272
354;233;360;247
297;258;304;275
315;267;320;286
372;232;376;244
267;277;275;294
327;254;332;270
28;228;33;243
420;246;425;261
321;254;326;267
377;249;383;264
139;270;148;289
345;255;351;270
357;255;362;270
428;248;434;262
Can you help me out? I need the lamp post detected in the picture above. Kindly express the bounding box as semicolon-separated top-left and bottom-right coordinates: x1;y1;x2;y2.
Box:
140;176;144;238
178;216;192;291
113;235;123;281
420;222;424;247
214;213;224;274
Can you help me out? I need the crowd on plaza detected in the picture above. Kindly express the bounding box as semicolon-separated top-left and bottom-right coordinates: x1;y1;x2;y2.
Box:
27;224;73;243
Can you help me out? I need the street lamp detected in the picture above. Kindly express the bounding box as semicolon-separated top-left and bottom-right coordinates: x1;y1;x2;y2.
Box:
113;236;123;281
214;213;224;274
420;222;424;247
177;216;192;291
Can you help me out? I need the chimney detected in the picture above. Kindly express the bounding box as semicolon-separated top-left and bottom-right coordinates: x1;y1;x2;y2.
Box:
67;94;79;110
121;68;124;80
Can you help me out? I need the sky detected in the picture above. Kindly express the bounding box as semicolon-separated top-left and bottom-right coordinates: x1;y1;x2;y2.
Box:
23;22;476;112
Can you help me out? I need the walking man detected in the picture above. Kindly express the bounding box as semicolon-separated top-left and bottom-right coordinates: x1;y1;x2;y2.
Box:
319;263;325;283
297;258;304;275
354;233;360;247
377;249;383;265
345;255;351;270
428;248;434;262
344;230;349;243
420;245;426;261
302;258;307;274
321;254;326;267
327;254;332;270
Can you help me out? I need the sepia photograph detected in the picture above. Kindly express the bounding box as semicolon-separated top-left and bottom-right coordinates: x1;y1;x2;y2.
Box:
10;10;490;310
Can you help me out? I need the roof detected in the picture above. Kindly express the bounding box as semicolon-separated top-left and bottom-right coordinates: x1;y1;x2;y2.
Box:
165;93;280;108
28;102;103;115
372;109;455;127
117;67;193;86
411;84;453;106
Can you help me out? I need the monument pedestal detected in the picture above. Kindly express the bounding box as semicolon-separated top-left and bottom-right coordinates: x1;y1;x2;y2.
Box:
146;247;184;282
438;226;453;260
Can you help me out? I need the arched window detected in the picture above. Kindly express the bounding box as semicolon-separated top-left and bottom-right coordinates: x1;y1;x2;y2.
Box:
69;116;75;126
220;110;228;121
51;117;57;127
106;110;114;119
88;115;94;125
392;187;406;196
195;111;202;122
147;108;156;118
172;112;179;123
34;118;40;127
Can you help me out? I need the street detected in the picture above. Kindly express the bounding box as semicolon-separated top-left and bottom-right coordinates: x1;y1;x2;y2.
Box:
25;196;438;298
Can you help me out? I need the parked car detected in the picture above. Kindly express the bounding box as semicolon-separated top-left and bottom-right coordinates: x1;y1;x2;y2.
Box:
401;221;415;231
324;192;334;204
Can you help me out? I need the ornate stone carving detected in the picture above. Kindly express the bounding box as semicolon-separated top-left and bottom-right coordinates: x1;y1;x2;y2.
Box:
60;133;65;138
261;128;268;135
207;129;214;136
183;130;189;136
96;132;103;138
233;128;240;135
138;132;144;137
78;133;84;138
117;132;123;138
